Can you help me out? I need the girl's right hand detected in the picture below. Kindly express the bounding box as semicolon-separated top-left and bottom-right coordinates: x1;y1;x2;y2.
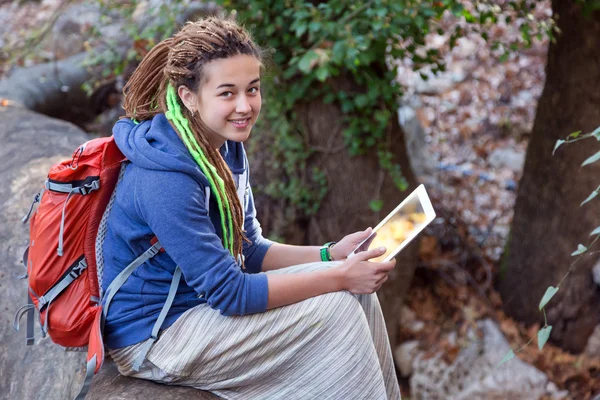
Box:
336;247;396;294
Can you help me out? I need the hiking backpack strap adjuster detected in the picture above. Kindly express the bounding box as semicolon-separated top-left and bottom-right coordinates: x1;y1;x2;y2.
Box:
132;266;182;372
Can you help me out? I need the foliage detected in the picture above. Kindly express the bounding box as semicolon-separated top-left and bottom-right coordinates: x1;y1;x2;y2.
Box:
499;125;600;365
80;0;189;95
220;0;555;216
78;0;554;218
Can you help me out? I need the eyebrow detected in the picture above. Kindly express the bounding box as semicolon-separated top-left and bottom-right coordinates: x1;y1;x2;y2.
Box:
216;78;260;89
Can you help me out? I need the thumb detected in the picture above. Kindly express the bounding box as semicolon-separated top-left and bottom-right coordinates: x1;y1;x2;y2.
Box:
355;227;373;241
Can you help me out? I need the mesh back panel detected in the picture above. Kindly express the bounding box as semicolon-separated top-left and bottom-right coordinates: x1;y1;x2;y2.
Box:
96;162;128;299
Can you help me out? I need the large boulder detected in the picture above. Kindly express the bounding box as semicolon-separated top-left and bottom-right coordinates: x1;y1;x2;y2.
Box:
404;319;565;400
0;106;89;400
0;105;215;399
88;359;217;400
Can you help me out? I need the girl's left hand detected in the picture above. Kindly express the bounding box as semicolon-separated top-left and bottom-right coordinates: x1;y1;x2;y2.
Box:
330;227;373;261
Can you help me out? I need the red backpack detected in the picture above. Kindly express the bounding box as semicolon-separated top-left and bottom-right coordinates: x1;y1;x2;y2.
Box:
14;136;177;399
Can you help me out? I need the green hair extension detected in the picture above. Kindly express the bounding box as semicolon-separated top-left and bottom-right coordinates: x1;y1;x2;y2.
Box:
164;83;235;255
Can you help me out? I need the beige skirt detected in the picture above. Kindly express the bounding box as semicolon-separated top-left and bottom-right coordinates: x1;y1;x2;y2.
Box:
110;261;401;399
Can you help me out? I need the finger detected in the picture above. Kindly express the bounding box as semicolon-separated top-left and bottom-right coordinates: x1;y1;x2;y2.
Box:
347;227;373;243
357;227;373;239
375;275;388;286
373;259;395;271
355;246;386;261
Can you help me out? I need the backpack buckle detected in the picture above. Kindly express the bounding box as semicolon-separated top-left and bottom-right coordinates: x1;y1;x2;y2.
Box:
79;180;100;196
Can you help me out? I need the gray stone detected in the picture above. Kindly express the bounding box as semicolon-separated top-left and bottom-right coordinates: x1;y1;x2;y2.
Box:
398;105;437;182
87;359;217;399
488;148;526;172
584;324;600;358
395;341;420;378
0;107;91;400
409;319;557;400
592;261;600;286
0;106;215;399
48;4;105;59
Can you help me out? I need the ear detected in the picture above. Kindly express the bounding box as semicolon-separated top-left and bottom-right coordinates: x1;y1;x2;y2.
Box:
177;85;198;113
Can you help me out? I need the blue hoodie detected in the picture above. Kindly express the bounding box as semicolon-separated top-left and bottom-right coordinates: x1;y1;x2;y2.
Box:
102;114;273;349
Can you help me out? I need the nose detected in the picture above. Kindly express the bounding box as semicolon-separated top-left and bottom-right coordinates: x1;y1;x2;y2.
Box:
236;95;251;114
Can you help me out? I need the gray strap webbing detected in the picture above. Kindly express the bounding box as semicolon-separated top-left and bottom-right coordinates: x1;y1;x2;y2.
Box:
45;179;100;195
236;167;247;222
39;258;88;310
26;294;35;345
101;241;163;328
57;188;78;257
132;266;182;372
13;297;36;345
74;354;97;400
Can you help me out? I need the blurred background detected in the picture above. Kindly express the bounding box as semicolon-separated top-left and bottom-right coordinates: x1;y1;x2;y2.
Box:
1;1;599;399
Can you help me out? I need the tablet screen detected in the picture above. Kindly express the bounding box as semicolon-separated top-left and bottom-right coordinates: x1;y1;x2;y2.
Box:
353;185;432;262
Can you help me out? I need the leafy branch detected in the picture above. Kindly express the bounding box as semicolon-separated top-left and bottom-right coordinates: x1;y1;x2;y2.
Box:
499;125;600;365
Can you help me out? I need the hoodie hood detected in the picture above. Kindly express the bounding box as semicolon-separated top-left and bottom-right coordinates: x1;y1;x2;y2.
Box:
113;114;247;181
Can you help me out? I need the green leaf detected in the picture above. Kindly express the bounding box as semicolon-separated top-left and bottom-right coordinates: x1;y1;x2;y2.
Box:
539;286;559;310
297;50;319;74
581;189;598;206
355;94;369;108
552;139;565;155
591;126;600;141
308;21;321;32
315;67;329;82
295;24;308;38
590;226;600;236
568;131;581;139
537;326;552;350
369;199;383;212
571;244;588;256
451;3;464;15
498;349;515;366
582;150;600;167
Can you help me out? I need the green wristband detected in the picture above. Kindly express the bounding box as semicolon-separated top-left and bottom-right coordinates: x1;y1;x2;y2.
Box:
320;241;337;262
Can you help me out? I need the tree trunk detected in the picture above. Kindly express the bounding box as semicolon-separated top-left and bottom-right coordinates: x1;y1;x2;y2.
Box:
499;1;600;353
250;75;420;352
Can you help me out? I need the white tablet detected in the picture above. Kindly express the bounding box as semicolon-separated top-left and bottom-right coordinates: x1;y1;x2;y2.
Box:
350;184;436;262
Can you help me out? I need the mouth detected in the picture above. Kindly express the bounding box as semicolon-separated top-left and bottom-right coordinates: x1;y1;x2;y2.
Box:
228;117;251;128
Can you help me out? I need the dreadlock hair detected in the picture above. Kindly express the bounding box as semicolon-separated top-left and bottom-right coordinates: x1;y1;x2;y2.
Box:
122;17;265;266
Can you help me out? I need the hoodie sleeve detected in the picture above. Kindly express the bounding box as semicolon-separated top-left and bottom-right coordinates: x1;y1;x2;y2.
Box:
241;177;274;274
134;169;268;316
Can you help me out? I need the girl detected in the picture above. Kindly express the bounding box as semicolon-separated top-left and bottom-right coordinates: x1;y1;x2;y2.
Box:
102;16;401;400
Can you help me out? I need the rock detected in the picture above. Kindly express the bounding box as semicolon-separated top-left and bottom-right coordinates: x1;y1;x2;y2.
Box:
398;105;437;182
47;4;107;60
0;106;215;399
592;261;600;286
487;148;526;172
399;305;425;334
584;324;600;358
0;107;90;399
0;52;96;124
409;319;555;400
395;341;420;378
87;359;217;399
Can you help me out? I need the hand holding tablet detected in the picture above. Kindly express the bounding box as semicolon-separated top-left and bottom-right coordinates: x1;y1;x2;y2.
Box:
350;184;436;262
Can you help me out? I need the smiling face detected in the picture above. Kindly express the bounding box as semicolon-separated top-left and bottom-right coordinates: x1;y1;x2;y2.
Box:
178;54;262;149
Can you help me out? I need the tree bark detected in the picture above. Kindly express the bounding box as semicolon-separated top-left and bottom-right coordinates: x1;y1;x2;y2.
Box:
249;75;420;352
499;1;600;352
